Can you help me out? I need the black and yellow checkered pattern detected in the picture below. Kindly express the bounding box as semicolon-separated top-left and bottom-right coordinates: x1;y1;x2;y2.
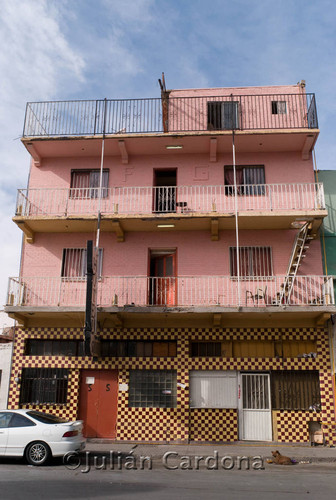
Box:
8;326;336;443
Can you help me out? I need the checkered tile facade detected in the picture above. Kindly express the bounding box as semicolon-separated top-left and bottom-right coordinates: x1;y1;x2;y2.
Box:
8;326;336;444
189;409;238;441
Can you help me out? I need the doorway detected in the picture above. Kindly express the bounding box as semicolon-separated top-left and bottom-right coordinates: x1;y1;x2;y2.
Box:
238;372;272;441
153;169;177;213
78;369;118;438
149;250;176;305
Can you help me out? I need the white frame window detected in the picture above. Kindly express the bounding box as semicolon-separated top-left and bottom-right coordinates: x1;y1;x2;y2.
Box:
189;370;238;408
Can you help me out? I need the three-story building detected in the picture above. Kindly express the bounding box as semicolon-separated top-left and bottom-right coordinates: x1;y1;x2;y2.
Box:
5;81;336;444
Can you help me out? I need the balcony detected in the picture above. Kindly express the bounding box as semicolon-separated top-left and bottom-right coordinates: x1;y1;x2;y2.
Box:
14;183;327;240
22;93;319;161
6;275;335;327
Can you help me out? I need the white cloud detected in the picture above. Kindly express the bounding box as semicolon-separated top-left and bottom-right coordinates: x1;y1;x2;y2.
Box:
0;0;85;312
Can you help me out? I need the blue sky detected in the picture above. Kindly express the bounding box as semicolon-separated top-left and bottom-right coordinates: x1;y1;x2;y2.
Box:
0;0;335;323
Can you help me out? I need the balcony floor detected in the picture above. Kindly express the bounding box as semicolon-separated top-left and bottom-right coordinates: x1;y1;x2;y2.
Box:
6;304;335;329
22;128;319;163
13;210;326;242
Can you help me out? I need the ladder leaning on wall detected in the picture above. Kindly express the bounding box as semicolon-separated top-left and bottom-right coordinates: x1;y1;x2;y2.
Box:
277;222;313;305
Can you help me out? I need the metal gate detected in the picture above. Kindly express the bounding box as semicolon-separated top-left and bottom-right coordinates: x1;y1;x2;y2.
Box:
239;373;272;441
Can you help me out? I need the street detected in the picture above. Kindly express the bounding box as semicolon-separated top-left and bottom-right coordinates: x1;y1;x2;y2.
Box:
0;458;335;500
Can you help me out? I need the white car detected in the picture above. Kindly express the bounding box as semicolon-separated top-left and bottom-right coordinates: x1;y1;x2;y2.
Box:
0;409;85;466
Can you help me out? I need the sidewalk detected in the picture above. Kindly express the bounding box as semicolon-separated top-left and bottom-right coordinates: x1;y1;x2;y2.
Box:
85;440;336;463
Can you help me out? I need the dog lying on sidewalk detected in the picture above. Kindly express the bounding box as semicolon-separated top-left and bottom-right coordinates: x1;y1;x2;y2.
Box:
270;450;293;465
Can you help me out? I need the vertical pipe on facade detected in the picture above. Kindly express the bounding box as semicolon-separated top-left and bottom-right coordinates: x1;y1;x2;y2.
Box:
96;98;107;250
232;127;241;306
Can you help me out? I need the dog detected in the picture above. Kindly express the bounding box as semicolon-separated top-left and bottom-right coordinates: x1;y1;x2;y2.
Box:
271;450;293;465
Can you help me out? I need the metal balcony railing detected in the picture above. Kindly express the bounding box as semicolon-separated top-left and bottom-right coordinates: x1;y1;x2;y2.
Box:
23;93;318;137
15;183;325;218
7;275;334;309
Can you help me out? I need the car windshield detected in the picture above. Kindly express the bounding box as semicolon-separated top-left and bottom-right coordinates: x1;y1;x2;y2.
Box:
26;411;67;424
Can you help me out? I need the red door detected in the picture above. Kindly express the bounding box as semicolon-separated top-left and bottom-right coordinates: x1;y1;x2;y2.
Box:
152;253;176;305
78;370;118;438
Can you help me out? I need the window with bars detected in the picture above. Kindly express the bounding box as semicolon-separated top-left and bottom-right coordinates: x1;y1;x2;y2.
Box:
230;246;273;278
100;340;177;358
61;248;103;278
271;370;321;410
128;370;177;408
224;165;265;195
25;340;84;356
271;101;287;115
20;368;69;405
207;101;239;130
70;169;109;199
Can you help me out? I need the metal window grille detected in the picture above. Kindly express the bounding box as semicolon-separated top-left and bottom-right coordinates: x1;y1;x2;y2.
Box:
128;370;177;408
271;370;321;410
61;248;103;277
230;246;273;277
20;368;69;405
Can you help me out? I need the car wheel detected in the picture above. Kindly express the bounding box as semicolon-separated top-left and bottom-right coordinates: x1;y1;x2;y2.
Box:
25;441;51;466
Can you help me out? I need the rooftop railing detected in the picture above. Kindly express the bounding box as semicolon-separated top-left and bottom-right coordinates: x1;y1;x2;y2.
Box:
15;183;325;218
7;275;334;309
23;93;318;137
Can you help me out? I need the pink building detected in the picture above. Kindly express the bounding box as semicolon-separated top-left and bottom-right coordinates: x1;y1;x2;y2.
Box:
5;79;336;444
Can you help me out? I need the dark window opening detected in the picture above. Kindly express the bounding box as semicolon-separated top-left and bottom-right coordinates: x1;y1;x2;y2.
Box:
70;169;109;199
224;165;265;195
20;368;68;405
271;370;320;410
191;342;222;357
26;339;84;357
100;340;177;357
153;169;176;213
207;101;239;130
271;101;287;115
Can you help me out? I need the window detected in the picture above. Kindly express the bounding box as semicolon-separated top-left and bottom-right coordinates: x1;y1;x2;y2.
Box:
230;246;273;278
61;248;103;278
190;342;232;357
0;412;12;428
271;101;287;115
8;414;35;427
70;169;109;199
271;370;320;410
207;101;239;130
27;411;67;424
100;340;177;357
189;371;238;408
20;368;68;405
25;340;84;356
224;165;265;195
128;370;177;408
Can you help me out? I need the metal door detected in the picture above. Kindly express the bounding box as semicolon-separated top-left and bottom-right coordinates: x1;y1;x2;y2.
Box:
78;370;118;438
239;373;272;441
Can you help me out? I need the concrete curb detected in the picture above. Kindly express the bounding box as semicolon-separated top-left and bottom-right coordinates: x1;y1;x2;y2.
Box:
84;441;336;464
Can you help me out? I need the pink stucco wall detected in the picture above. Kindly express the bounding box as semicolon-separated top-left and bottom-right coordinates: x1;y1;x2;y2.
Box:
21;229;323;278
27;151;315;190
